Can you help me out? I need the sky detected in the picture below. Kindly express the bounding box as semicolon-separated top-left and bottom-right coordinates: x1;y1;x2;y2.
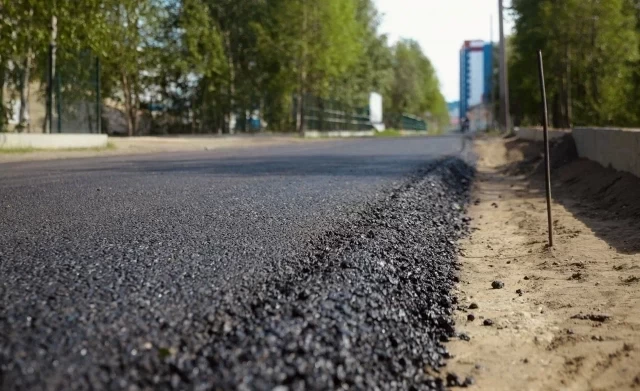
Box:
374;0;514;103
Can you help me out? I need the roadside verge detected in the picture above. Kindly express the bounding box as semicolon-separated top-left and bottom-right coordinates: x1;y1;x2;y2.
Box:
446;136;640;390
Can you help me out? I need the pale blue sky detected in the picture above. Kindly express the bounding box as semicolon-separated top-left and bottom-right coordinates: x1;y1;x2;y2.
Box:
375;0;514;102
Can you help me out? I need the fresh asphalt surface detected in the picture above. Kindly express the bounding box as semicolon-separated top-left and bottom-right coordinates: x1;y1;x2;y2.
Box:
0;135;467;389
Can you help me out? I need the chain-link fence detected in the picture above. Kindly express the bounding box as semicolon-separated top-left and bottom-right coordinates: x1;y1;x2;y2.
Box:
386;113;428;131
296;95;373;131
51;49;101;134
1;47;101;134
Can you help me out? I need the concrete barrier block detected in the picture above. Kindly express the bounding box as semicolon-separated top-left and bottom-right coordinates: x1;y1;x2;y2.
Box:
614;130;636;173
0;134;108;150
573;128;586;157
573;127;640;178
632;130;640;177
607;129;622;171
304;130;374;138
598;130;613;168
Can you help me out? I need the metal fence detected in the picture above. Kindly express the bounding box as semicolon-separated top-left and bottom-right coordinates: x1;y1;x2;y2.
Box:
297;95;373;131
51;49;101;134
386;113;428;131
1;47;101;134
400;114;427;131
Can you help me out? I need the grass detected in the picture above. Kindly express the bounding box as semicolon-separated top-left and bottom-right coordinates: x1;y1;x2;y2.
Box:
374;128;437;138
374;129;403;137
0;142;116;154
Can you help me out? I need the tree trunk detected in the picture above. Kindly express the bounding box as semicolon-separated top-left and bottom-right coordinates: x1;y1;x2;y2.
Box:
121;72;134;136
296;88;305;134
297;0;308;136
85;100;93;133
132;73;139;135
199;78;208;133
225;33;235;135
0;59;6;131
565;44;572;128
552;93;561;129
18;49;33;133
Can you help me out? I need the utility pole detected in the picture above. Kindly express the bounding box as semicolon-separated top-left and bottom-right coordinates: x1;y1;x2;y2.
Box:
490;15;496;130
498;0;511;132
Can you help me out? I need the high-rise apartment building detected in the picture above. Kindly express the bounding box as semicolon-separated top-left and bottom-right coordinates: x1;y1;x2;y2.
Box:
459;40;493;121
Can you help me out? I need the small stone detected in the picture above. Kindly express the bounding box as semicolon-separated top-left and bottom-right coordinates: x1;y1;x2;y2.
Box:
297;290;310;301
516;289;523;296
468;302;478;310
446;373;462;387
458;333;470;342
492;280;504;289
483;319;494;326
464;376;475;387
467;314;475;322
524;276;530;280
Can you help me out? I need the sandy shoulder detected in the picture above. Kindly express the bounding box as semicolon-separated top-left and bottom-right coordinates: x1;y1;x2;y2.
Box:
446;137;640;390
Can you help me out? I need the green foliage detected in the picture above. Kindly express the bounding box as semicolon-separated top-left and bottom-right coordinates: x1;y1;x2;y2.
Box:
384;40;449;130
374;129;403;137
1;0;447;134
509;0;638;127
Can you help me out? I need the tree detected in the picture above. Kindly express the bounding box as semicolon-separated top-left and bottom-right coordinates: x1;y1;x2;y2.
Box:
256;0;363;134
509;0;638;127
384;40;448;131
1;0;449;135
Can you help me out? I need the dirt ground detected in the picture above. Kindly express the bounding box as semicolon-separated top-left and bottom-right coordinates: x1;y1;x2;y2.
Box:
447;136;640;390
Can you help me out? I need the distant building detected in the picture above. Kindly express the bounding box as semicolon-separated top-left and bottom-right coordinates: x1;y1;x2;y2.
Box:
459;40;493;130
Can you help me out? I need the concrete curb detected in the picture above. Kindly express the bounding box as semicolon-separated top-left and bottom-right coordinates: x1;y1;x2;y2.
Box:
0;134;108;150
304;130;375;138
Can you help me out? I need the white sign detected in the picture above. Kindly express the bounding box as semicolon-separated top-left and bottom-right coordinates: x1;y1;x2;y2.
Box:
369;92;383;124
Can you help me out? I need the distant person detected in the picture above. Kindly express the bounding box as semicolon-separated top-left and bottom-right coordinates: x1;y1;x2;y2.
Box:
461;117;470;133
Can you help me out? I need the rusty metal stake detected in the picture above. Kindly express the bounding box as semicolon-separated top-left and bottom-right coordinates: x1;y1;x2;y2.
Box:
537;50;554;247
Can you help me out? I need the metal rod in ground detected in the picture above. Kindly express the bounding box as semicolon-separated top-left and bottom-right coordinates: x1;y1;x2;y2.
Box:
537;50;554;247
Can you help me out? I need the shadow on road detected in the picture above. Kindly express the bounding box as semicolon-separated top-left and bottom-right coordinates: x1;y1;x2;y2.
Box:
0;137;467;182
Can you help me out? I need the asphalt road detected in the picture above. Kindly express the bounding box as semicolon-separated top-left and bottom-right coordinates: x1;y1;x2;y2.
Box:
0;135;468;390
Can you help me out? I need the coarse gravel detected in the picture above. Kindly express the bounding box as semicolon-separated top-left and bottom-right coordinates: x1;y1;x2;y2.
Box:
0;138;474;390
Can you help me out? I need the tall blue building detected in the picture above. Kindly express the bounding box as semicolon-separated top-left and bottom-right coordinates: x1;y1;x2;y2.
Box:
459;40;493;121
